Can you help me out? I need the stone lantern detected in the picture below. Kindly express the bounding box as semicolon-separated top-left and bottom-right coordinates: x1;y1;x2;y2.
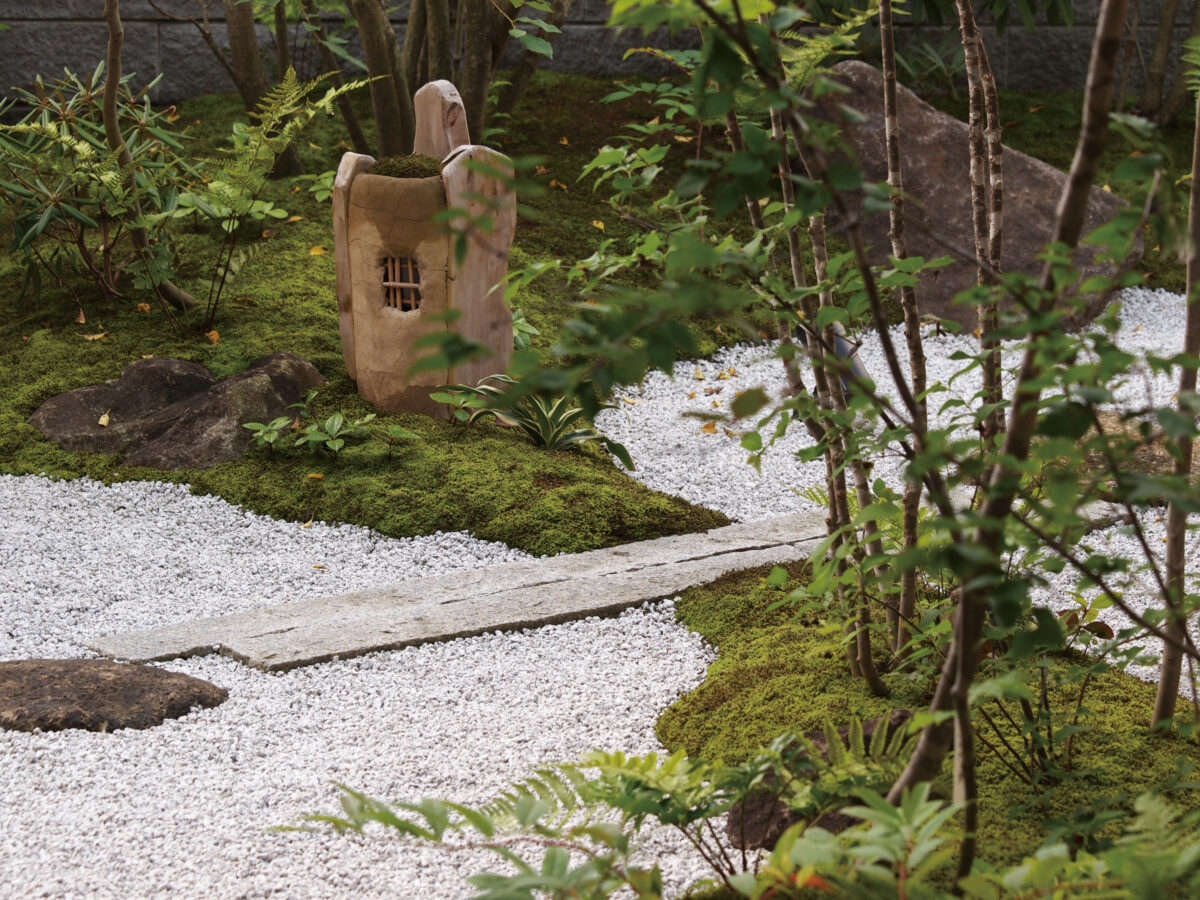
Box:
331;81;516;417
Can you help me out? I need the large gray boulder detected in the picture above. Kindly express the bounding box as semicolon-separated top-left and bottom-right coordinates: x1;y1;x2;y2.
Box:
0;658;227;732
28;352;324;470
814;60;1133;330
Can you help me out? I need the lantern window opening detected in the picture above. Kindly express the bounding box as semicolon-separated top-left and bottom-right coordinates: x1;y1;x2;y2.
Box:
382;256;422;311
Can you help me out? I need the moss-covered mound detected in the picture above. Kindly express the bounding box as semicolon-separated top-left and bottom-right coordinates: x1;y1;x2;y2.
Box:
659;561;1200;872
369;154;443;179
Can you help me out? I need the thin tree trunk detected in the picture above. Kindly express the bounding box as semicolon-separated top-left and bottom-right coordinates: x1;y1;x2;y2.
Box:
811;211;890;698
888;0;1131;801
1158;0;1200;124
955;0;1003;447
224;0;269;108
401;0;428;95
881;0;926;652
952;615;980;880
457;0;499;141
1153;84;1200;725
300;0;370;154
495;0;573;118
274;0;291;74
269;0;304;175
1138;0;1181;116
349;0;414;156
426;0;453;82
103;0;196;315
1114;0;1141;111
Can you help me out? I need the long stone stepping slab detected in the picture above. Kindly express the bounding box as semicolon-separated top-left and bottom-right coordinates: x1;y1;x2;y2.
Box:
87;515;826;672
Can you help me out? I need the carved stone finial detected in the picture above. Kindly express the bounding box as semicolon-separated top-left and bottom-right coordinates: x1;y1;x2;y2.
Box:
413;80;471;159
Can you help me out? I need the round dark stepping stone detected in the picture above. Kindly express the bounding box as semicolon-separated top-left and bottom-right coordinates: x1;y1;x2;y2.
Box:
0;658;227;733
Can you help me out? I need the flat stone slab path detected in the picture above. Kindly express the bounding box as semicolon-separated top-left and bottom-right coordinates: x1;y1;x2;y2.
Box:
88;515;825;671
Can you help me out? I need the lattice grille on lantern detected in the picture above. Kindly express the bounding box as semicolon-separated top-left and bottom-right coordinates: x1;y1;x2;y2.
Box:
382;256;422;311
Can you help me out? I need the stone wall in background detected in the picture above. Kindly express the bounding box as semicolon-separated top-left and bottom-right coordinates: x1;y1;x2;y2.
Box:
0;0;1189;103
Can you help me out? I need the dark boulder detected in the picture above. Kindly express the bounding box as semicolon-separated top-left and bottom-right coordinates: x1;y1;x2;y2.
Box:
725;709;914;850
813;60;1133;330
28;352;324;470
0;658;227;732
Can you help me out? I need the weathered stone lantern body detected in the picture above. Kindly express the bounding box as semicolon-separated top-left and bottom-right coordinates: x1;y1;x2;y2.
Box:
332;81;516;417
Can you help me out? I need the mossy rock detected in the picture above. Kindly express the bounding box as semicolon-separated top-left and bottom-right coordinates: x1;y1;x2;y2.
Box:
369;154;443;179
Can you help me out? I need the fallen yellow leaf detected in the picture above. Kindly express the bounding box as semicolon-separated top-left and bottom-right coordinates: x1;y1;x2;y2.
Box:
313;564;326;569
549;179;568;192
727;367;738;376
301;520;313;528
80;331;108;341
310;245;328;256
687;391;697;399
590;220;605;231
700;422;718;434
307;141;321;150
535;165;549;175
307;473;324;479
141;354;154;359
717;372;731;380
261;228;277;239
693;367;705;381
559;136;569;145
98;410;110;428
704;386;723;395
722;427;738;438
136;303;151;313
1029;105;1044;113
205;330;220;344
285;215;304;223
620;397;642;405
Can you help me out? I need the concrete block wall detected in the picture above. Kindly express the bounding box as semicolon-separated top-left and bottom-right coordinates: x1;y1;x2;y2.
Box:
0;0;1189;103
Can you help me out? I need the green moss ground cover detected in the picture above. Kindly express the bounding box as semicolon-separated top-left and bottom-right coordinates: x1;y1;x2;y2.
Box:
0;75;1187;556
0;76;731;555
657;561;1200;878
2;60;1198;887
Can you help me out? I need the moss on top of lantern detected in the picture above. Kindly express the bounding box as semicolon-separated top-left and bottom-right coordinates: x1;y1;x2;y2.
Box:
369;154;443;179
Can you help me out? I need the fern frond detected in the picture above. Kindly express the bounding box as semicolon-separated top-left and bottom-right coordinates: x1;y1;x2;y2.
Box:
1184;36;1200;97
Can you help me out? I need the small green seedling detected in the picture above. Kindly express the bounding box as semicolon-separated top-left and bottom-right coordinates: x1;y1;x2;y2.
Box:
295;411;376;456
288;388;320;421
243;416;292;452
381;423;423;456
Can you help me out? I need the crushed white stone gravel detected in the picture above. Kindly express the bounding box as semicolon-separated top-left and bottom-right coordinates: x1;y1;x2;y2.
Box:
595;285;1200;692
0;477;717;898
1;285;1194;897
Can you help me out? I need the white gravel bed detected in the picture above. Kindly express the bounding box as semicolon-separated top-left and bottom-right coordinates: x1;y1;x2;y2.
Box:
596;287;1191;524
0;476;719;898
3;285;1194;897
595;286;1200;688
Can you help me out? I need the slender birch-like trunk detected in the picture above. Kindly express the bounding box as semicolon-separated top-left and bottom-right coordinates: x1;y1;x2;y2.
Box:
1153;81;1200;725
1138;0;1181;117
887;0;1131;802
880;0;926;653
955;0;1004;447
348;0;414;155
